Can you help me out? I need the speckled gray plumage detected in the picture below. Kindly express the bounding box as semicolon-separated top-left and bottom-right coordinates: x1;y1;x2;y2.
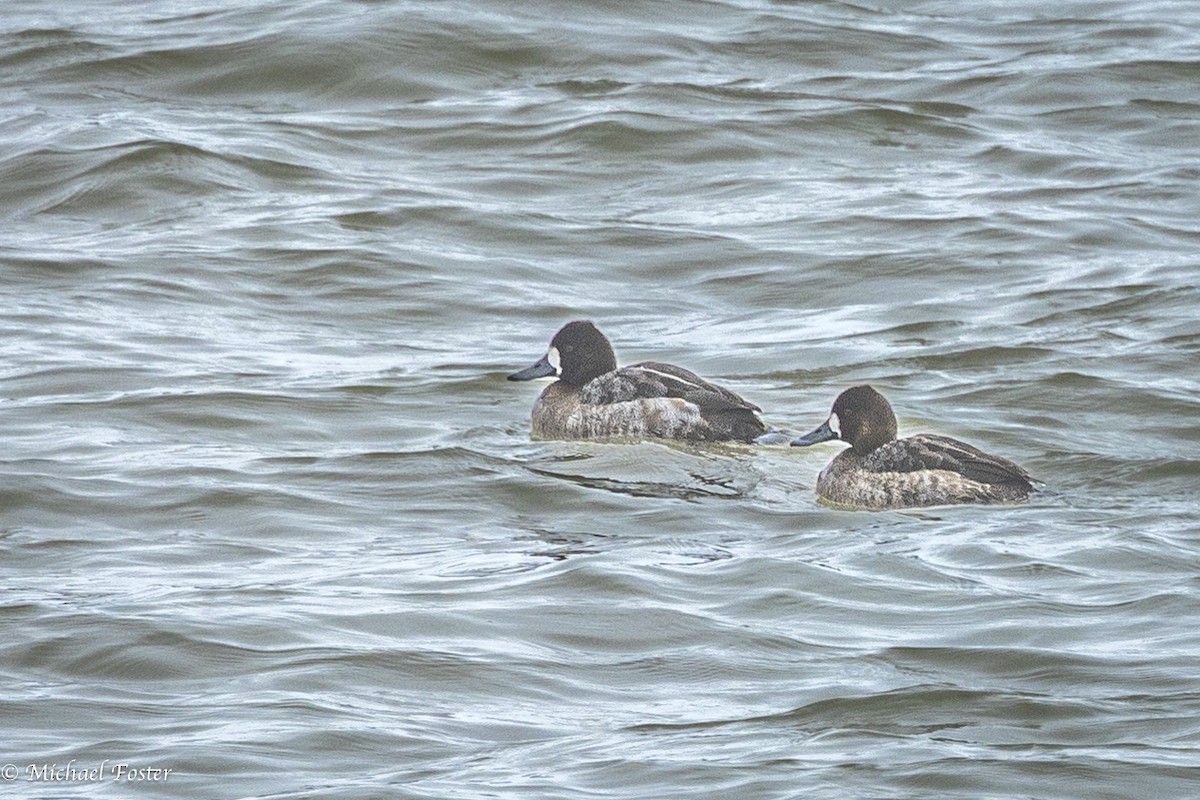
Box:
865;434;1033;488
530;381;764;443
816;440;1034;510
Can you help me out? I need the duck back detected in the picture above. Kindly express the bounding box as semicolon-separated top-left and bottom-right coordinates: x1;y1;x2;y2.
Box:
815;435;1034;510
531;379;764;443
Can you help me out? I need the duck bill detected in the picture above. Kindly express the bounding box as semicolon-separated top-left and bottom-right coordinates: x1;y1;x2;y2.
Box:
507;354;557;381
790;419;838;447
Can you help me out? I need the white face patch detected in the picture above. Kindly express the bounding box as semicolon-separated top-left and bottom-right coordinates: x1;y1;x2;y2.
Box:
547;346;562;375
827;412;842;438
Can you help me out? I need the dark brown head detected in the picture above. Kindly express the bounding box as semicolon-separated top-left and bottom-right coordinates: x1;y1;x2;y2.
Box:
790;385;898;454
507;320;618;387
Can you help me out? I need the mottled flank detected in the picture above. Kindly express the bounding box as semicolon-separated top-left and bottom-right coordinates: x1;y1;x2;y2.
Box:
815;449;1033;510
866;434;1033;489
530;381;763;443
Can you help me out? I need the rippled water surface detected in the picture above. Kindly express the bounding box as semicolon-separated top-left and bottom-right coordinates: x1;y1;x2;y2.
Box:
3;0;1200;797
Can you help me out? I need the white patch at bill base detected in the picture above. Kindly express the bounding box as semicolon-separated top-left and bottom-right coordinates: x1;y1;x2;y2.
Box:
828;412;841;437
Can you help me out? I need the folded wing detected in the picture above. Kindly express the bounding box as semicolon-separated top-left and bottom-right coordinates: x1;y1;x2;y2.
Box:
864;434;1033;489
580;361;762;414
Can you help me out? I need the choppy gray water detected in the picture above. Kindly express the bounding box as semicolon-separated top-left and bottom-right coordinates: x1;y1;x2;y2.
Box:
3;0;1200;797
